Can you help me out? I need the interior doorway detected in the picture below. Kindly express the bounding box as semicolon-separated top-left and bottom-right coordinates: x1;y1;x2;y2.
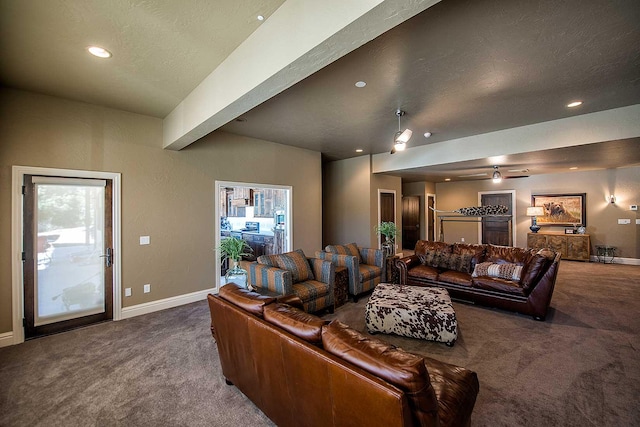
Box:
214;181;292;290
378;190;396;248
402;196;419;250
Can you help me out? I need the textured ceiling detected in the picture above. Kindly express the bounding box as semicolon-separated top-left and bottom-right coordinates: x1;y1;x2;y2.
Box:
0;0;285;117
1;0;639;182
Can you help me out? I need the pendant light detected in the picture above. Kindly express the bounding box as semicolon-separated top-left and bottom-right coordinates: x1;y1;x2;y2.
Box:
390;109;412;154
492;166;502;183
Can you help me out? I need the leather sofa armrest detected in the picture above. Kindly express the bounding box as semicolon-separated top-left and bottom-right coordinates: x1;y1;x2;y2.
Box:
526;253;561;320
395;255;421;285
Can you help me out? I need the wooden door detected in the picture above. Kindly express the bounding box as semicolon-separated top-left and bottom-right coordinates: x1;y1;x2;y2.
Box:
379;192;395;246
481;193;512;246
402;196;420;250
427;195;435;241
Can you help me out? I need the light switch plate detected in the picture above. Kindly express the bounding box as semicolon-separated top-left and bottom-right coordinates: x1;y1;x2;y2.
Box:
140;236;150;245
631;205;638;211
125;288;132;297
637;219;640;225
144;284;151;293
618;219;631;225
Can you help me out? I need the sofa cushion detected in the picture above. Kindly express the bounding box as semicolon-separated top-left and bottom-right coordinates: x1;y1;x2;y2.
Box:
472;277;527;296
218;283;276;318
322;321;439;426
325;243;362;262
415;240;452;255
438;270;473;287
519;254;551;292
292;280;330;303
263;303;327;344
408;264;440;281
484;245;534;265
275;249;314;283
472;261;523;282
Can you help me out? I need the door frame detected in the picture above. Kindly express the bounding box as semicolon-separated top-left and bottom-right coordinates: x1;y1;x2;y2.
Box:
377;189;396;250
214;180;292;292
11;166;122;345
426;193;436;241
477;190;516;246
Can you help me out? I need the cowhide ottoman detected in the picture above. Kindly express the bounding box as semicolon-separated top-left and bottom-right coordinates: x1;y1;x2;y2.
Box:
365;283;458;346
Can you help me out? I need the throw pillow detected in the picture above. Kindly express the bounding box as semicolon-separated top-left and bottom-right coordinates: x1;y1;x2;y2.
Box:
326;243;362;262
438;253;473;273
274;249;314;283
418;249;440;267
472;261;523;281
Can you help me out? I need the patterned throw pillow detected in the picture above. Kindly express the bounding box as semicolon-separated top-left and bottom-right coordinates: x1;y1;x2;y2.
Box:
472;262;523;281
418;250;440;267
326;243;362;262
275;249;314;283
439;253;473;273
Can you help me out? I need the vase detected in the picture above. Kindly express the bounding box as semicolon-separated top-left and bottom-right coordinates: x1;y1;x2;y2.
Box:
382;238;395;258
225;259;249;289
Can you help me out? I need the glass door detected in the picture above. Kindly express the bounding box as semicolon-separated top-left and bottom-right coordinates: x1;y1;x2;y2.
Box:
23;175;113;338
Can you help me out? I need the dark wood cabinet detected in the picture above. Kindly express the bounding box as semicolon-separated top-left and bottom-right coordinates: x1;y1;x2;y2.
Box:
527;233;590;261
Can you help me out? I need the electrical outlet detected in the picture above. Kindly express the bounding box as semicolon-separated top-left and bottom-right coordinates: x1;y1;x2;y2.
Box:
461;237;465;243
144;284;151;293
125;288;132;297
140;236;150;245
637;219;640;225
631;205;638;211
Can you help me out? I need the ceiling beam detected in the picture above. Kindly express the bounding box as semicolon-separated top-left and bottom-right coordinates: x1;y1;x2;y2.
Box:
372;104;640;173
163;0;441;150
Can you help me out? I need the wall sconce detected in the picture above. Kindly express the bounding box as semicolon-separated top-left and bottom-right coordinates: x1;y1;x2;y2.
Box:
608;195;616;204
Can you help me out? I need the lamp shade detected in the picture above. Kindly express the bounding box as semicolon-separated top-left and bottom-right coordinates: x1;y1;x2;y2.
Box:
526;206;544;217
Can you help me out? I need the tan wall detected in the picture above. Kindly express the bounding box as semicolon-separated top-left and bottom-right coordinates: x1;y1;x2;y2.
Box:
0;88;322;333
322;156;371;248
434;167;640;258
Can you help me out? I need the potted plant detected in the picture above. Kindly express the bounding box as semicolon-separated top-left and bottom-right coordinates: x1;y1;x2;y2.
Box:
219;236;253;288
375;221;398;257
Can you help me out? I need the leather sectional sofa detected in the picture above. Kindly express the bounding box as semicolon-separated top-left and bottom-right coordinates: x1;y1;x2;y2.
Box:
208;283;479;427
396;240;561;320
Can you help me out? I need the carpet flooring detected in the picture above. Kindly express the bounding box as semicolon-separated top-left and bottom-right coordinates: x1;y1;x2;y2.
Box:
1;261;638;426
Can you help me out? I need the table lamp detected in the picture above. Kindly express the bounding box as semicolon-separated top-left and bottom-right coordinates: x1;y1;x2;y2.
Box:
526;206;544;233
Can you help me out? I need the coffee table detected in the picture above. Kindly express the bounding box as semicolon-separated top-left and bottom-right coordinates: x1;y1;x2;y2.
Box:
365;283;458;346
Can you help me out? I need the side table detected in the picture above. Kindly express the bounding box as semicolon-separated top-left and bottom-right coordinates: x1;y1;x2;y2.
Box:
385;255;399;284
595;245;616;264
334;266;349;308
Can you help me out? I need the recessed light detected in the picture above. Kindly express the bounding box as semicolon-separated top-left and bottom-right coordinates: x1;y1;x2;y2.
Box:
355;81;366;88
567;101;583;108
444;178;451;181
87;46;112;58
423;132;432;138
569;166;578;170
257;15;264;21
355;149;363;153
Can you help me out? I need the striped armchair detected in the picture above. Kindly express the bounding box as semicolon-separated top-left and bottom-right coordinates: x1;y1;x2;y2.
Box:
246;249;335;313
315;243;385;302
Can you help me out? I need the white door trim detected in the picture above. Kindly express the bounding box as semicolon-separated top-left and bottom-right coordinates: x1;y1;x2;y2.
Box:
11;166;122;345
477;190;516;245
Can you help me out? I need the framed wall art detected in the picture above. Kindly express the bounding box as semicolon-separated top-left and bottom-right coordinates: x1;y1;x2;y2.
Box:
531;193;586;227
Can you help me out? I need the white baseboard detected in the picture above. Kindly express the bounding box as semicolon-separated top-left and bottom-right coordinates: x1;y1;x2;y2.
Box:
121;287;217;320
0;331;14;348
589;256;640;266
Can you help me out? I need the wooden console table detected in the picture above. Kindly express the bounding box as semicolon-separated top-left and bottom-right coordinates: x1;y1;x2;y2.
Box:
527;232;590;261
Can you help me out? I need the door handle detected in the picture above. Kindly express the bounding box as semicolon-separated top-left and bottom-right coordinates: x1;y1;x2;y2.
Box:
100;248;112;267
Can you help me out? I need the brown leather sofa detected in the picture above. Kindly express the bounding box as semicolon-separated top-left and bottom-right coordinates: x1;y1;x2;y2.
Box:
208;283;479;427
396;240;561;320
